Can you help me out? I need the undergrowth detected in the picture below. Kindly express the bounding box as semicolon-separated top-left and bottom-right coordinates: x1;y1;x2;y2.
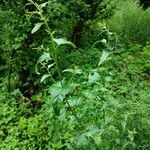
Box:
0;43;150;149
0;0;150;149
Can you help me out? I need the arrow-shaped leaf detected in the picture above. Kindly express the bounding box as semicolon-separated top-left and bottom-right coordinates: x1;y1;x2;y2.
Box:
40;2;49;9
98;50;110;66
31;22;43;34
53;38;76;48
38;52;51;62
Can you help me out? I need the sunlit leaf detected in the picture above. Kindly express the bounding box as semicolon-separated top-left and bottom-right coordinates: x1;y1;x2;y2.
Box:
58;108;66;121
68;97;82;107
40;2;48;9
98;50;110;66
63;66;82;75
121;121;127;132
62;68;74;73
35;63;40;75
40;74;50;83
82;90;96;99
48;63;55;69
38;52;51;62
49;82;62;98
88;72;100;83
53;38;76;48
74;134;87;146
31;22;43;34
85;126;100;137
101;39;107;44
105;76;112;82
49;82;78;100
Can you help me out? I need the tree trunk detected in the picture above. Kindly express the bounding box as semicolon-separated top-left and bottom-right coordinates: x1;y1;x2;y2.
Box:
72;0;98;46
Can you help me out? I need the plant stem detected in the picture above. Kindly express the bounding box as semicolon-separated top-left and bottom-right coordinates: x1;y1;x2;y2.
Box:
41;63;56;83
29;0;62;80
7;60;11;93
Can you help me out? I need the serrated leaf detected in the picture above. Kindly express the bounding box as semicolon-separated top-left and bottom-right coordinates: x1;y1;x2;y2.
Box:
58;108;66;121
68;97;82;107
40;74;50;83
38;52;51;62
49;82;62;98
31;23;43;34
74;134;87;146
98;50;110;66
53;38;76;48
49;82;78;100
88;72;100;83
82;90;96;99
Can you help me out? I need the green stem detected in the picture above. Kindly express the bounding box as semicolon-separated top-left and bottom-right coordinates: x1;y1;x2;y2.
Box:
39;13;61;80
27;1;84;129
41;63;56;83
29;0;62;80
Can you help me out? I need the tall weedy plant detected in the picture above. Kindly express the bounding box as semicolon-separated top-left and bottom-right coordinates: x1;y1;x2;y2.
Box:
25;0;85;129
26;0;75;82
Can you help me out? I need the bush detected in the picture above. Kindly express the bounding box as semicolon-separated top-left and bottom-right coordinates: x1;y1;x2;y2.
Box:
107;0;150;44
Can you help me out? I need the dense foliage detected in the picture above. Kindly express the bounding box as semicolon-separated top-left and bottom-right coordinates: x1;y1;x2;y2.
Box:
0;0;150;149
108;0;150;44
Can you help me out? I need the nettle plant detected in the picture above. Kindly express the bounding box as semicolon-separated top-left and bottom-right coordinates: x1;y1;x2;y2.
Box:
25;1;137;149
26;1;115;82
26;0;84;126
26;0;118;119
25;0;76;81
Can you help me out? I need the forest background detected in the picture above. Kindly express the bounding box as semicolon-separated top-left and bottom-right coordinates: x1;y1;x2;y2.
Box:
0;0;150;149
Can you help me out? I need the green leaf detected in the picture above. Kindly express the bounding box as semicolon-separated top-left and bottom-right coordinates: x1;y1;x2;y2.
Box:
35;63;40;75
48;63;55;69
58;108;66;121
82;90;96;99
101;39;107;44
53;38;76;48
88;71;100;84
40;2;49;9
74;134;87;146
49;82;78;100
38;52;51;62
98;50;110;66
40;74;50;83
63;66;82;75
49;82;62;98
68;97;82;107
105;76;112;82
31;23;43;34
63;68;74;73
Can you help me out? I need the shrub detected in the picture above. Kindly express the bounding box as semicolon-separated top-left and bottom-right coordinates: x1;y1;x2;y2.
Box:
107;0;150;44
